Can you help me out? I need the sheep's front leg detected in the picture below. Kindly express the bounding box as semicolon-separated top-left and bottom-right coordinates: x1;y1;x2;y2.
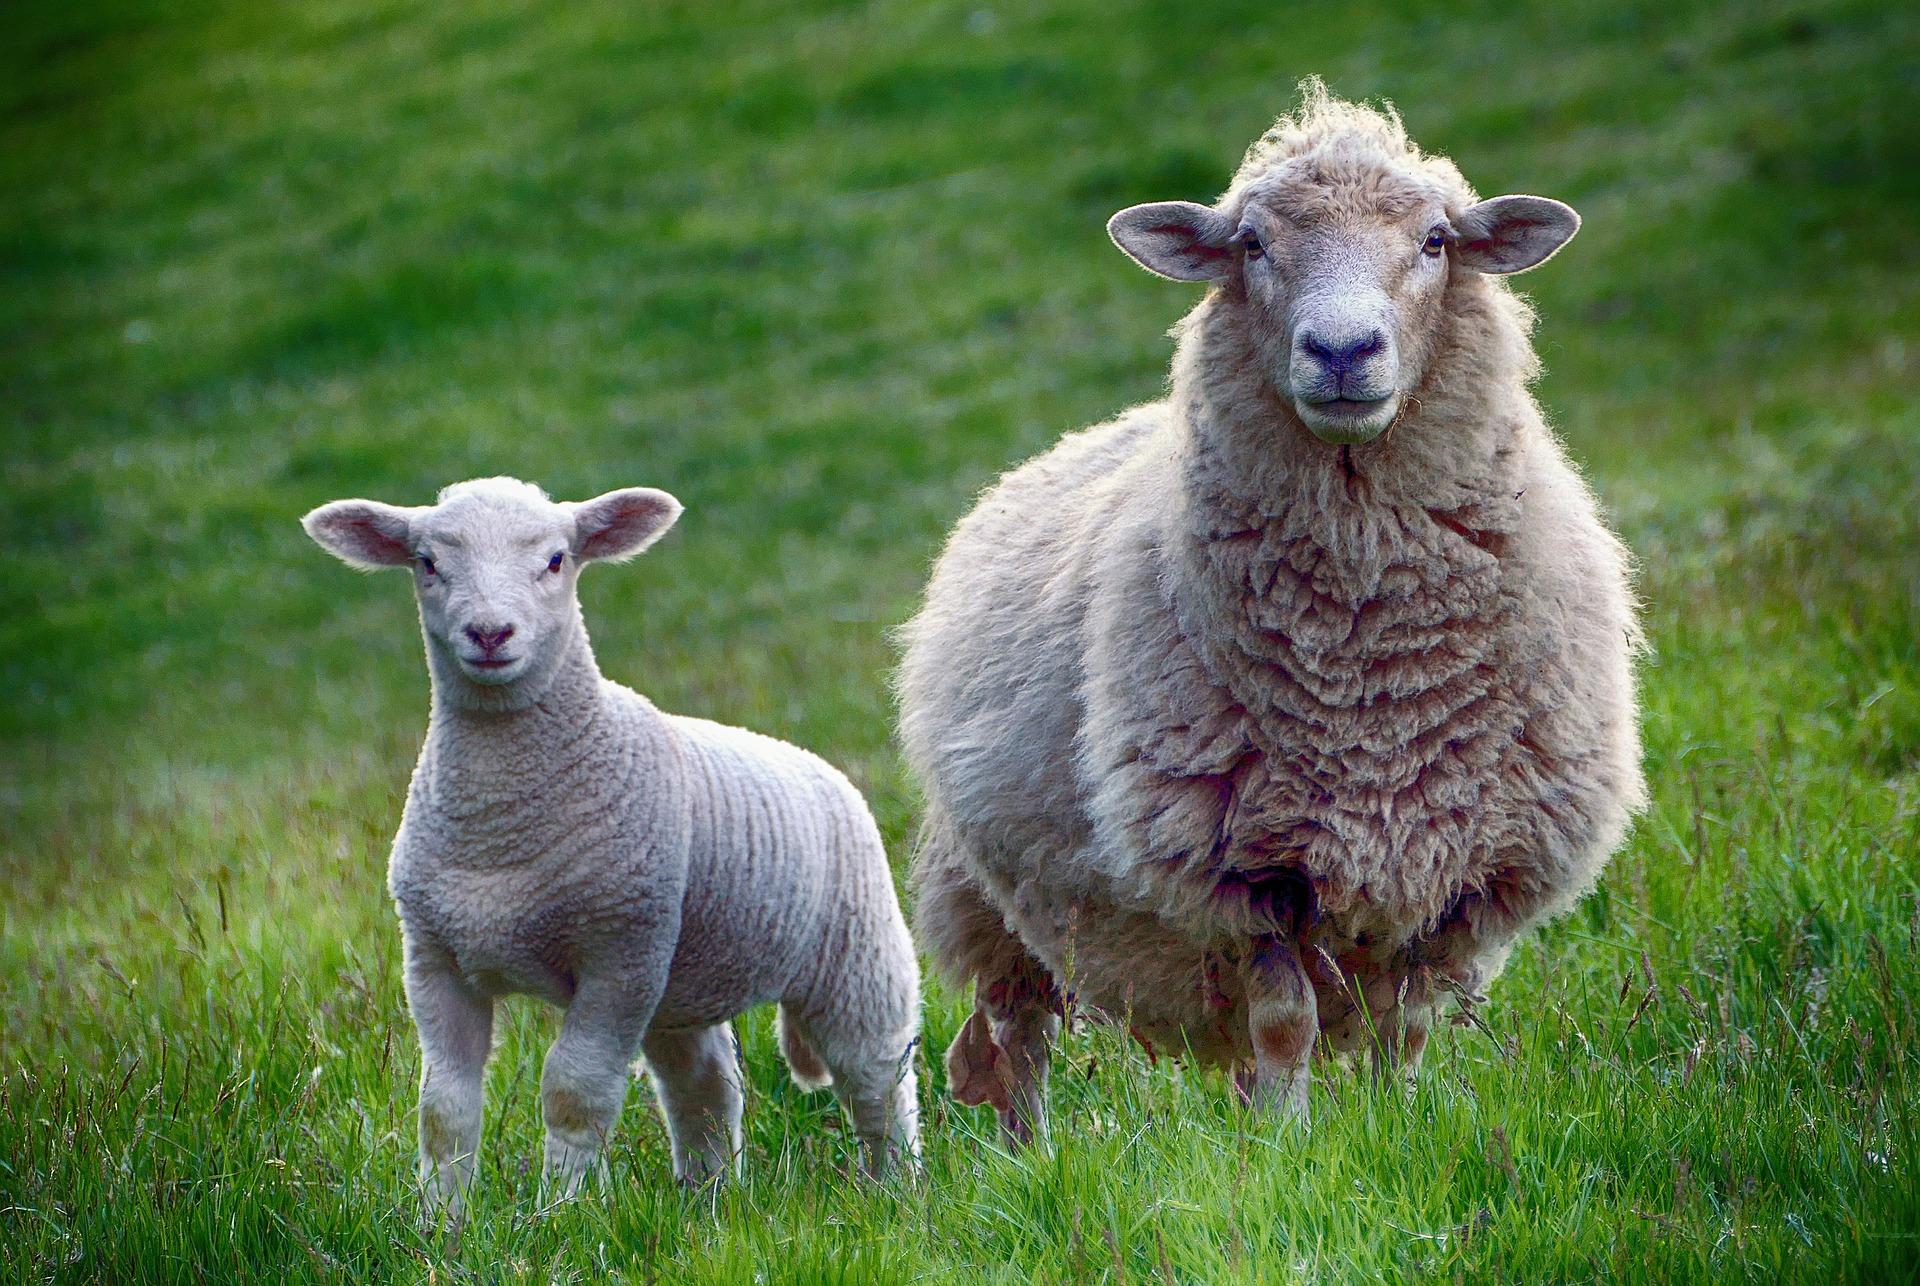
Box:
1366;963;1435;1088
540;974;656;1202
1241;935;1316;1123
404;936;494;1231
642;1023;744;1187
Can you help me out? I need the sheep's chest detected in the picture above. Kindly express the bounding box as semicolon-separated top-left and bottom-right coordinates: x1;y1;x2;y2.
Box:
1111;499;1562;938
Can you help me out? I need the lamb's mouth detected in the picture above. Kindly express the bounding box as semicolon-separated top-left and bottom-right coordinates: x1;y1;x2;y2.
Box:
1295;394;1399;445
460;655;524;682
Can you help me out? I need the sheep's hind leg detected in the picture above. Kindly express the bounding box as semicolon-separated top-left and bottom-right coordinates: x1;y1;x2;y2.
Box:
949;961;1062;1149
642;1022;745;1187
404;935;494;1232
1242;935;1316;1123
915;852;1062;1148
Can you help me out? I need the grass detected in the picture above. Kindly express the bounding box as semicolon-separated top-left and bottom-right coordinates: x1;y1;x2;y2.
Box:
2;0;1917;1279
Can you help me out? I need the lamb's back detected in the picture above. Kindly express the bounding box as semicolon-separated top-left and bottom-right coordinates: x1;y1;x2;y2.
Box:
649;710;888;1026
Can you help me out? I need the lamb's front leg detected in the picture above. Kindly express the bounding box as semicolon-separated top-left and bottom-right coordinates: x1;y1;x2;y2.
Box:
540;973;657;1202
404;936;495;1231
1239;935;1316;1123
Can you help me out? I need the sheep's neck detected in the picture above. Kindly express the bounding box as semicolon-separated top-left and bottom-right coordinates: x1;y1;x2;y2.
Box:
1164;293;1529;715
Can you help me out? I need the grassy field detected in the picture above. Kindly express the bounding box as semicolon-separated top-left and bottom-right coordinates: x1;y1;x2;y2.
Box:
4;0;1918;1279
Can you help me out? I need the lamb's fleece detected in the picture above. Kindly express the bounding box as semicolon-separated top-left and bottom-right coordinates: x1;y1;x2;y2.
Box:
304;478;918;1222
899;89;1643;1127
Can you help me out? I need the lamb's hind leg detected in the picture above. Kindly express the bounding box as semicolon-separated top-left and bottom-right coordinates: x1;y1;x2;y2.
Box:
1241;935;1316;1123
642;1022;745;1187
916;858;1061;1148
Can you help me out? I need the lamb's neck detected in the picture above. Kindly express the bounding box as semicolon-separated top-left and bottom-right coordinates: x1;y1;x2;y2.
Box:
415;628;645;829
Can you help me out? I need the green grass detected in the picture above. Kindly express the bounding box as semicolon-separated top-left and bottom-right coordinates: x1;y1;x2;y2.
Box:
3;0;1918;1279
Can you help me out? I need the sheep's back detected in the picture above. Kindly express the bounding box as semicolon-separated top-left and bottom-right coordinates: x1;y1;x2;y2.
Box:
898;406;1171;883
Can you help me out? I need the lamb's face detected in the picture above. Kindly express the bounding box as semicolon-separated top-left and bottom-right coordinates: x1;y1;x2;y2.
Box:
303;477;682;700
405;490;585;687
1108;145;1578;446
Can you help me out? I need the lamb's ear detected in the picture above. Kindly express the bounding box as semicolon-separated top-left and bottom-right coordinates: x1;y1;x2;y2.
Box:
1107;201;1238;282
302;500;420;569
570;487;682;562
1453;195;1580;275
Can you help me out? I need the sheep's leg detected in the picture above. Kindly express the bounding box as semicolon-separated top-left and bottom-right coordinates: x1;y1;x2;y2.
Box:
959;962;1062;1148
1367;965;1434;1089
539;975;655;1202
641;1023;745;1188
404;937;494;1231
915;859;1061;1148
1242;935;1316;1123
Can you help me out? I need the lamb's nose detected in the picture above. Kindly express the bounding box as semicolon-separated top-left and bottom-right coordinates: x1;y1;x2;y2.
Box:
1299;328;1386;376
465;624;514;653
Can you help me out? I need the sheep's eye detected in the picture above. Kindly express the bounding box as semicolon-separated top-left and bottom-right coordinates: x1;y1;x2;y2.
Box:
1238;227;1265;260
546;552;565;574
417;554;436;576
1422;228;1448;257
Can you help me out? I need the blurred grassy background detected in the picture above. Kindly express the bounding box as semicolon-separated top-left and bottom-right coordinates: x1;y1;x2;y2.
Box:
2;0;1917;1280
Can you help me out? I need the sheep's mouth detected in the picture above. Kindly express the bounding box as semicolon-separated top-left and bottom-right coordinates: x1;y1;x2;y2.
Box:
1295;394;1398;445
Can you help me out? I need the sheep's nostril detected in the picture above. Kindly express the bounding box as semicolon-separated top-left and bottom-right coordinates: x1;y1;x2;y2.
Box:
465;624;514;653
1300;329;1386;377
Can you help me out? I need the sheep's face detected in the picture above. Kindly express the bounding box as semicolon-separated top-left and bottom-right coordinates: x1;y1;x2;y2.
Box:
1108;163;1578;445
303;478;681;702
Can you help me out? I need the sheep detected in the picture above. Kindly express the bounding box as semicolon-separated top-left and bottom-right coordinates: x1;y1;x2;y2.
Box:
898;81;1644;1144
302;477;919;1224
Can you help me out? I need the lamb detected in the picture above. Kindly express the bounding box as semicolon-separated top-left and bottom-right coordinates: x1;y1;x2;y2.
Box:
303;477;920;1223
898;82;1644;1144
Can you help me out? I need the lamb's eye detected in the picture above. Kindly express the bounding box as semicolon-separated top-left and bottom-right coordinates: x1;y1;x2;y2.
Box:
546;552;565;574
418;554;436;576
1422;228;1448;257
1238;227;1265;260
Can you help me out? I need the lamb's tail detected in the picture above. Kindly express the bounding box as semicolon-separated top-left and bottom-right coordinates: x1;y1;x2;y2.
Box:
776;1005;833;1091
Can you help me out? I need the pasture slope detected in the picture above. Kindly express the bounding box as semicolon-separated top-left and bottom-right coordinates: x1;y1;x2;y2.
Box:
2;0;1916;1279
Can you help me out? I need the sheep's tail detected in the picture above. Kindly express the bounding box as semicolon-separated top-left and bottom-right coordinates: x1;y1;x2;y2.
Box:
776;1005;833;1091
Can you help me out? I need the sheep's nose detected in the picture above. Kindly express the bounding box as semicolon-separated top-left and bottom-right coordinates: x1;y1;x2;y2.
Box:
465;624;514;653
1299;328;1386;376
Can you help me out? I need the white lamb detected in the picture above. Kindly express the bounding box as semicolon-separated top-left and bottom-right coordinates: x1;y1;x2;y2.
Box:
899;84;1644;1143
304;477;919;1222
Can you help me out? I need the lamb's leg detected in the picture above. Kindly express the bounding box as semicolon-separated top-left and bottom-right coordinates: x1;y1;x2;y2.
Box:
641;1022;745;1187
539;974;655;1202
1242;935;1316;1123
404;936;494;1231
826;1045;921;1178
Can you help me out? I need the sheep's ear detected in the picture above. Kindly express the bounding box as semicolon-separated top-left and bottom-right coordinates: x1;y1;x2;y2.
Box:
1453;195;1580;275
302;500;420;569
570;487;682;562
1107;201;1238;282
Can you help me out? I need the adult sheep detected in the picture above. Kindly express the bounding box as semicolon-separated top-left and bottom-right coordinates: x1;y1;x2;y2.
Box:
899;83;1643;1143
